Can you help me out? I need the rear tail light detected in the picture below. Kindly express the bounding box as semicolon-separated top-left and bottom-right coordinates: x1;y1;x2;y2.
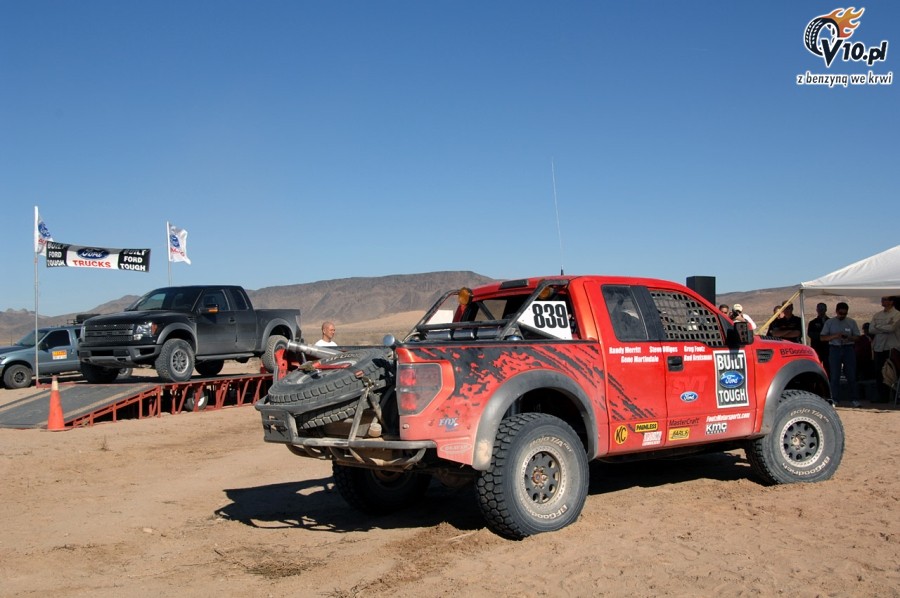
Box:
397;363;443;415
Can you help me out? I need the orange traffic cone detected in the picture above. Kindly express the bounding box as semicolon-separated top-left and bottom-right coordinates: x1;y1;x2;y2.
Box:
47;376;65;431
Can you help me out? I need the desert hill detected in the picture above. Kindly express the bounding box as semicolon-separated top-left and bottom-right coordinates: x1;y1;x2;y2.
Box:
0;272;885;345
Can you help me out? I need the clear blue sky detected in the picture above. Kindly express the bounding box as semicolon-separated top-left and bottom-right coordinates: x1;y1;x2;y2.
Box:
2;1;897;316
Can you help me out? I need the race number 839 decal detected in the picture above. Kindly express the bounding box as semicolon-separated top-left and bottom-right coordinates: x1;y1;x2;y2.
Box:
517;301;573;340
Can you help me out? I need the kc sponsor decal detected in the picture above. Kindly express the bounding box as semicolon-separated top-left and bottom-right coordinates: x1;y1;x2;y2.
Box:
614;425;628;445
714;350;750;408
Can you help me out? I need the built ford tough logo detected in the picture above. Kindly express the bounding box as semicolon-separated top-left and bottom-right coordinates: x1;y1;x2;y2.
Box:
714;351;750;408
77;248;110;259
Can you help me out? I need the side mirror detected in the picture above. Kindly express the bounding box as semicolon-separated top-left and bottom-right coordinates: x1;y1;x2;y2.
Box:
727;321;754;347
383;334;397;348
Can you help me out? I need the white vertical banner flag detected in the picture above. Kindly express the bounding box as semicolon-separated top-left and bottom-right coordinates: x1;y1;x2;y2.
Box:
34;207;53;255
168;223;191;264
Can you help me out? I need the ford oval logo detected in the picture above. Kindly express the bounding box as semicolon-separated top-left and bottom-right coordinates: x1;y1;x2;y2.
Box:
680;391;699;403
169;234;182;249
720;371;745;388
77;248;109;259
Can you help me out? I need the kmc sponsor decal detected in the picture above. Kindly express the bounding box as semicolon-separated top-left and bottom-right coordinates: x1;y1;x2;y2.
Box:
705;423;728;435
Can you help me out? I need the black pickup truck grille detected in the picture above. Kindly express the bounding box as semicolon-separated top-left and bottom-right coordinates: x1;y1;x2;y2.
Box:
83;323;135;344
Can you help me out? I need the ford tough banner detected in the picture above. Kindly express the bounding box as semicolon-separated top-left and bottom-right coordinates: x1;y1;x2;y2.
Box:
45;241;151;272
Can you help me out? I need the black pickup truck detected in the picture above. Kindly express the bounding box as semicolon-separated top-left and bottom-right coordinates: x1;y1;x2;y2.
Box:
78;285;300;383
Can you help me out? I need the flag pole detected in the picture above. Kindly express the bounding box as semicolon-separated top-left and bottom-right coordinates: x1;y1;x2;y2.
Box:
33;206;41;386
166;221;172;285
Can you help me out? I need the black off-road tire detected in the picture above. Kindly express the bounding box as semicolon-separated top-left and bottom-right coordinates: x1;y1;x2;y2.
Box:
476;413;589;540
3;364;33;389
195;360;224;377
155;339;195;383
80;362;121;384
261;335;289;374
332;463;431;515
745;390;844;485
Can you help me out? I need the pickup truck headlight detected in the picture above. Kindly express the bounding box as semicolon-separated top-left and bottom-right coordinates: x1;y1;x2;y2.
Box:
133;322;158;341
397;363;444;415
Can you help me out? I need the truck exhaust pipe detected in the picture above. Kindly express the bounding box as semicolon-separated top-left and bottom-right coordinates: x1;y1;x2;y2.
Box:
286;341;341;360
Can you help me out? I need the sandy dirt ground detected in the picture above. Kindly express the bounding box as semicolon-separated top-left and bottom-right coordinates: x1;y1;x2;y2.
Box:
1;364;899;597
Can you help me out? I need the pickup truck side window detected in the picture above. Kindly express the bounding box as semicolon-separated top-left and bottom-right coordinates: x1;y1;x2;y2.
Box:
649;290;725;347
229;289;250;311
201;290;230;311
602;286;649;342
43;330;70;349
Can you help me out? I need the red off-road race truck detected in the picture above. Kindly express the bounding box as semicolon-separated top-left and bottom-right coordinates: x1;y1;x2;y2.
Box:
256;276;843;539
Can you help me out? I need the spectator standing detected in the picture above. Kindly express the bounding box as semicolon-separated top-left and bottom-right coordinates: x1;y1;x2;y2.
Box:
719;304;730;316
731;304;756;330
768;302;803;343
870;296;900;402
821;302;861;407
856;322;876;381
807;302;830;376
315;321;337;347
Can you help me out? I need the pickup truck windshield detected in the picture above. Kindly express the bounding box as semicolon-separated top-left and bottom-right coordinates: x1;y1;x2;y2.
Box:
128;288;203;312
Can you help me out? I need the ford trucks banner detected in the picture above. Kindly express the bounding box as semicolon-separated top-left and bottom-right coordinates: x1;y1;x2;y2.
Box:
45;241;151;272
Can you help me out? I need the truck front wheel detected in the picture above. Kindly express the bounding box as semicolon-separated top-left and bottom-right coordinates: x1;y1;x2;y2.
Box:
476;413;589;539
3;364;33;389
261;335;288;373
745;390;844;485
155;339;195;383
332;463;431;515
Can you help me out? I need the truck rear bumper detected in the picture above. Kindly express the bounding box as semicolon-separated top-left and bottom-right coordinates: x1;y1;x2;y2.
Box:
256;401;436;469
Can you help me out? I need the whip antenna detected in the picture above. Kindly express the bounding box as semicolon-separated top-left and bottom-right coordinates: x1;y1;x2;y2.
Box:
551;158;565;275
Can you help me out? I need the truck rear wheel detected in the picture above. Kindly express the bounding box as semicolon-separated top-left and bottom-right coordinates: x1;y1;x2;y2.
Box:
80;363;121;384
745;390;844;485
195;360;224;377
476;413;588;539
155;339;195;383
3;364;33;389
332;463;431;515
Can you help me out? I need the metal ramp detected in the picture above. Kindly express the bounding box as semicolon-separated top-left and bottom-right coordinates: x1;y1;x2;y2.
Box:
0;374;273;429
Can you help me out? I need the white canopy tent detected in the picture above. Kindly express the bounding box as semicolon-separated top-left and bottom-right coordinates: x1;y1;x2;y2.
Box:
800;244;900;298
795;244;900;342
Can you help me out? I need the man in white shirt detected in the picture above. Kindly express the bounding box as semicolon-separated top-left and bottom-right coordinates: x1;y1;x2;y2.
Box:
732;304;756;330
315;321;337;347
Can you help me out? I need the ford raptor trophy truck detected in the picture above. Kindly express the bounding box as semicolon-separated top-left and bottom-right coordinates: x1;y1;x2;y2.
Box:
256;276;843;539
78;285;300;383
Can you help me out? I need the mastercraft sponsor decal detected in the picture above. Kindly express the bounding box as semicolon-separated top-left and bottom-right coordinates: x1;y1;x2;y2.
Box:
714;350;750;408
